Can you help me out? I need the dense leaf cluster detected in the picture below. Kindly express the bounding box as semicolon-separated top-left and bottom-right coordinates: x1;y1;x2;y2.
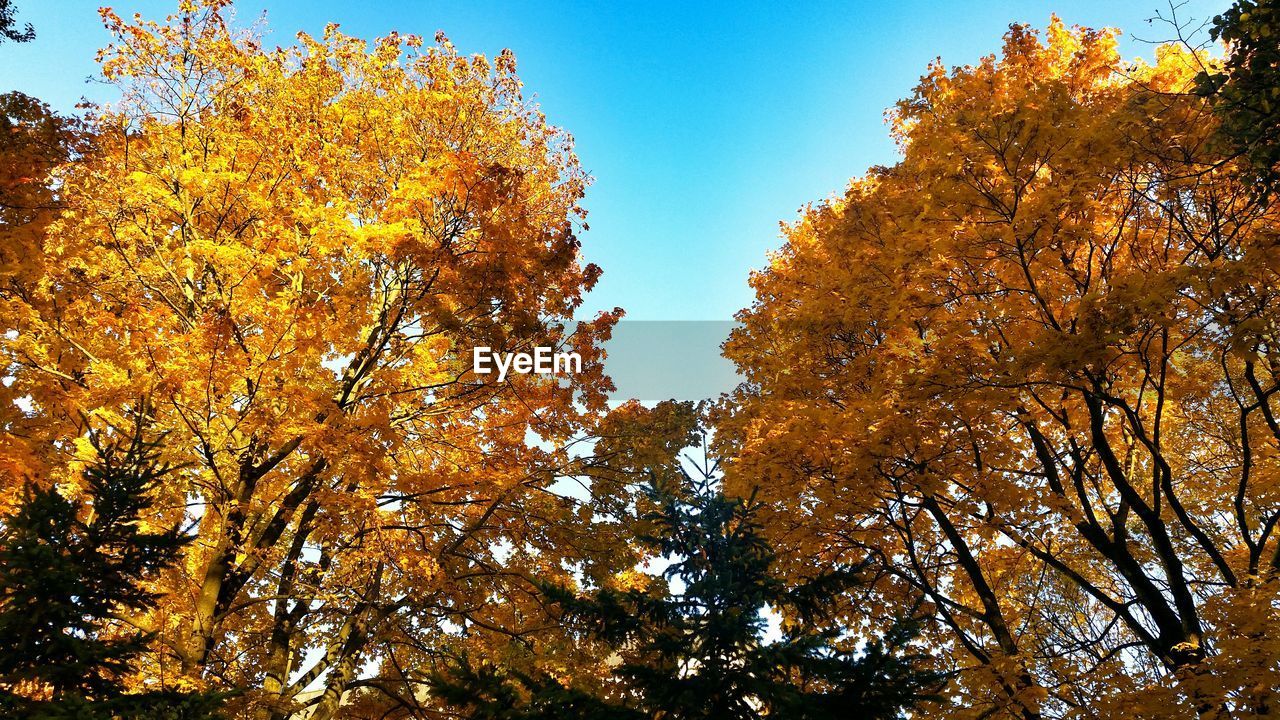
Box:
1200;0;1280;192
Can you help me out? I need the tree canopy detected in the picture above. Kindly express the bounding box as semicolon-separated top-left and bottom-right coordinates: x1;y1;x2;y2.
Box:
6;1;1280;719
716;18;1280;720
0;1;629;717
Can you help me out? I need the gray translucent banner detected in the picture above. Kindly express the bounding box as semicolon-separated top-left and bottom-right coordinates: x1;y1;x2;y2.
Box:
596;321;742;402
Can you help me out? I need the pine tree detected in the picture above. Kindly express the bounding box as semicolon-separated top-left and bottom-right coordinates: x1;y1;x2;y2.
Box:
431;461;942;719
0;414;225;719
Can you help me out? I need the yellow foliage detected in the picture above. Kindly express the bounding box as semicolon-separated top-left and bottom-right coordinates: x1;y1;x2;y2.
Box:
718;19;1280;720
0;1;640;716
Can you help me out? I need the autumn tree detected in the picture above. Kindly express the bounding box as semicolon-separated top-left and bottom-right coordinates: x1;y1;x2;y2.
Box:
0;91;79;493
0;1;633;717
716;19;1280;720
0;413;224;719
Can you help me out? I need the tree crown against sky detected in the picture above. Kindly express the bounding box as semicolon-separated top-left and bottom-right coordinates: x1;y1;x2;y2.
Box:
0;0;638;717
0;0;1232;322
716;16;1280;720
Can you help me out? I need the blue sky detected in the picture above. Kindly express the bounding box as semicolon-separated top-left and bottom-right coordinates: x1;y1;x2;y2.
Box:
0;0;1231;322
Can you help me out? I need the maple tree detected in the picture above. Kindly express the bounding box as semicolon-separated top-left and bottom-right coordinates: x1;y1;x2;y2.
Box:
0;1;637;717
0;90;80;494
716;18;1280;720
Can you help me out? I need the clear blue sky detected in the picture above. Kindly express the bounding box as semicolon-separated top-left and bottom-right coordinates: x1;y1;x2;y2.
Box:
1;0;1230;321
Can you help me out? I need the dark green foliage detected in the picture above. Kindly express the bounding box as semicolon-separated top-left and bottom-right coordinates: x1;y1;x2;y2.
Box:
0;416;224;719
430;466;942;719
426;659;638;720
0;0;34;43
1197;0;1280;193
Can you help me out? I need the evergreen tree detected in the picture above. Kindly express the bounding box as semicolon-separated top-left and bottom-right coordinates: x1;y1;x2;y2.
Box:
0;415;224;719
431;463;942;719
